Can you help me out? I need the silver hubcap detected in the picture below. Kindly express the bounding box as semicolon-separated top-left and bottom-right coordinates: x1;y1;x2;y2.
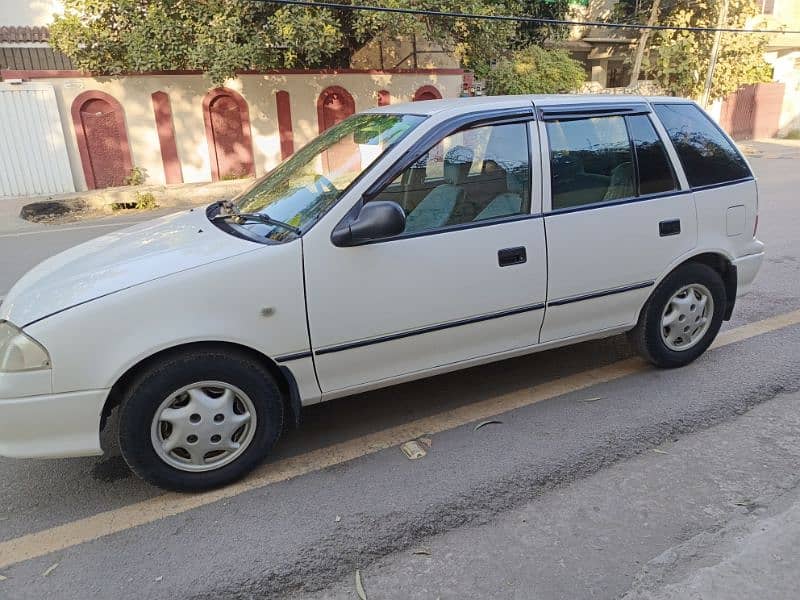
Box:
661;284;714;352
150;381;257;473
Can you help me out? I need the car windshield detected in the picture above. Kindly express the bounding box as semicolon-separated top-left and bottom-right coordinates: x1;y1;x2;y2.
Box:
225;113;426;242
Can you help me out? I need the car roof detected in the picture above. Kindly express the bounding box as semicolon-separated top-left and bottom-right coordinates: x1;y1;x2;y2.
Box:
368;94;695;117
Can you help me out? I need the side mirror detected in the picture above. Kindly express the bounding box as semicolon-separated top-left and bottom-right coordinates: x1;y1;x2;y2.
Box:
331;201;406;247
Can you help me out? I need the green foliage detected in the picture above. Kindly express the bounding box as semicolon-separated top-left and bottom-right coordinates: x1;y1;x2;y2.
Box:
51;0;555;85
123;166;148;186
612;0;677;23
485;46;585;95
634;0;773;100
133;191;158;210
515;0;571;46
112;191;158;211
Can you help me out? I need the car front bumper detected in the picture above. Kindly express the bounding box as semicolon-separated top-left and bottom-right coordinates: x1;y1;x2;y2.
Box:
0;389;108;458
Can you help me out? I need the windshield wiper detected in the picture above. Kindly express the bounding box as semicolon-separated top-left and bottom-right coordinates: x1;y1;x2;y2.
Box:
212;212;301;235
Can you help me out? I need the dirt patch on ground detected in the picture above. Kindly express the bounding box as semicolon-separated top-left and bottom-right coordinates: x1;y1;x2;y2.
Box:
19;179;253;225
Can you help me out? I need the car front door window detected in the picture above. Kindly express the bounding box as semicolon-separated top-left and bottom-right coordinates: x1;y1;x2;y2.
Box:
369;122;533;235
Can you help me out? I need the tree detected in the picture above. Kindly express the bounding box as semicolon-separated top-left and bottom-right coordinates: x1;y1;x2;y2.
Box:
485;46;585;95
50;0;530;85
616;0;772;100
629;0;661;86
515;0;571;46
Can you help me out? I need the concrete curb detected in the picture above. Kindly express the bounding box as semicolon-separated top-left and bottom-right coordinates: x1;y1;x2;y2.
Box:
19;179;254;224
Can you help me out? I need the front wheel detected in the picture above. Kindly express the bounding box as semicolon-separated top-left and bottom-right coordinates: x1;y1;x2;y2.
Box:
629;263;726;368
118;349;284;492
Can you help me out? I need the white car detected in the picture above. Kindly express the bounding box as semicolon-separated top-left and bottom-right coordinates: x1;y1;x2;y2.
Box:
0;95;764;491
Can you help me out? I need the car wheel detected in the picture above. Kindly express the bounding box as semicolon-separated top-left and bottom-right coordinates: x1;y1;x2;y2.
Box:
629;262;726;369
118;348;284;492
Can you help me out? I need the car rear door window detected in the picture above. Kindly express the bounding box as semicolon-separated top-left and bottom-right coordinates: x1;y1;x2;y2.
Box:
653;103;751;188
626;114;678;195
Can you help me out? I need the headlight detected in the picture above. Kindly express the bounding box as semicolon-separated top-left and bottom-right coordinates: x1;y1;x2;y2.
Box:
0;321;51;372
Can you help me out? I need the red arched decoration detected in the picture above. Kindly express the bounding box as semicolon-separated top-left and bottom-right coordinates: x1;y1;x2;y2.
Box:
317;85;356;133
377;90;391;107
71;90;133;189
151;91;183;184
413;85;443;102
317;86;357;174
275;90;294;159
202;87;255;181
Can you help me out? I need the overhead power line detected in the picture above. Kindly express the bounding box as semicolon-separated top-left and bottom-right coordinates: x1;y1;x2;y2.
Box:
263;0;800;35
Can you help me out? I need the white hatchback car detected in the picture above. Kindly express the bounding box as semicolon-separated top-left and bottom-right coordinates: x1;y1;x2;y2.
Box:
0;95;764;490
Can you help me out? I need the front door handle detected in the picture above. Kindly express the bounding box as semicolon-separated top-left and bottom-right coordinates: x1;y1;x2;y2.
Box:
659;219;681;237
498;246;527;267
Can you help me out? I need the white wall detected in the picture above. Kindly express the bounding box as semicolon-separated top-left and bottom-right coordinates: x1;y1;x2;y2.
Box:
766;50;800;136
28;71;463;191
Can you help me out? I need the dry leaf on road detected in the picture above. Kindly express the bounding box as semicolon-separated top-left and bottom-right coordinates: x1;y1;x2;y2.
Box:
355;569;368;600
474;420;503;431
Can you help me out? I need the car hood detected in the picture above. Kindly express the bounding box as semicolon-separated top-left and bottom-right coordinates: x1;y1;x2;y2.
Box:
1;209;260;327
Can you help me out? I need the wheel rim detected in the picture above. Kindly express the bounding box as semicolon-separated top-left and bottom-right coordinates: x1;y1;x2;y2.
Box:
150;381;257;473
660;283;714;352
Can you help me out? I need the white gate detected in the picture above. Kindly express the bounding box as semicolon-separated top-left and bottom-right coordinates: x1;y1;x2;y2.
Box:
0;82;74;197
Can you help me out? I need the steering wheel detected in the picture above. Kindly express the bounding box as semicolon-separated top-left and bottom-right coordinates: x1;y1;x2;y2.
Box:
313;174;337;195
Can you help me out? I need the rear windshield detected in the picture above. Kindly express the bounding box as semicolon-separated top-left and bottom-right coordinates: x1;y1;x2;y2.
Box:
653;103;751;188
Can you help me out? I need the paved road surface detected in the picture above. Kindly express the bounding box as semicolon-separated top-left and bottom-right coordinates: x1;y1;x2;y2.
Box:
0;142;798;599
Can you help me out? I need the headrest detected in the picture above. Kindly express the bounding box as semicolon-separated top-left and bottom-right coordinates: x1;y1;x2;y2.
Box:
609;161;633;184
443;145;474;185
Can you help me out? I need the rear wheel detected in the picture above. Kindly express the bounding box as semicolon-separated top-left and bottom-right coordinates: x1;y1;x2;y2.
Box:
629;263;726;368
118;349;283;492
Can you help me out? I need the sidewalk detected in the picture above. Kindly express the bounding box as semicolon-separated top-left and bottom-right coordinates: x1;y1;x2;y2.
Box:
738;138;800;159
0;196;38;235
0;178;251;234
624;493;800;599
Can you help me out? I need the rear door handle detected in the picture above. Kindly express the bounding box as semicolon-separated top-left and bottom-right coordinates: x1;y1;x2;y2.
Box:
659;219;681;237
498;246;527;267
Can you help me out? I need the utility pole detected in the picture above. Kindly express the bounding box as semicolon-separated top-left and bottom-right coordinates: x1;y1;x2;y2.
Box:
700;0;730;107
629;0;662;87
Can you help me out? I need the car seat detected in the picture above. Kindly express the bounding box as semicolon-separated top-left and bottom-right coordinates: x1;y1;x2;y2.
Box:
404;146;474;233
602;162;635;201
551;155;611;209
474;169;526;221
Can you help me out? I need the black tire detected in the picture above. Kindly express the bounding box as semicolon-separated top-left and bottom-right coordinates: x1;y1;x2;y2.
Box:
118;348;284;492
629;262;726;368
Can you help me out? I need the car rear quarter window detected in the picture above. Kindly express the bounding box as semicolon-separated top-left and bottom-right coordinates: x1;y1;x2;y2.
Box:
653;103;751;188
626;114;678;196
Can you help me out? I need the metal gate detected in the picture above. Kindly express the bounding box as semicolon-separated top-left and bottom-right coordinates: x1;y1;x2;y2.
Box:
0;82;75;197
720;82;785;141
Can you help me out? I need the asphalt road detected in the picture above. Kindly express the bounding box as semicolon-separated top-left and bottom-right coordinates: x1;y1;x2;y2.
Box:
0;141;799;599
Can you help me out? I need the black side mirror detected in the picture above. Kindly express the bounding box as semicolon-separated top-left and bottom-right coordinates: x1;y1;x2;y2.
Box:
332;201;406;247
